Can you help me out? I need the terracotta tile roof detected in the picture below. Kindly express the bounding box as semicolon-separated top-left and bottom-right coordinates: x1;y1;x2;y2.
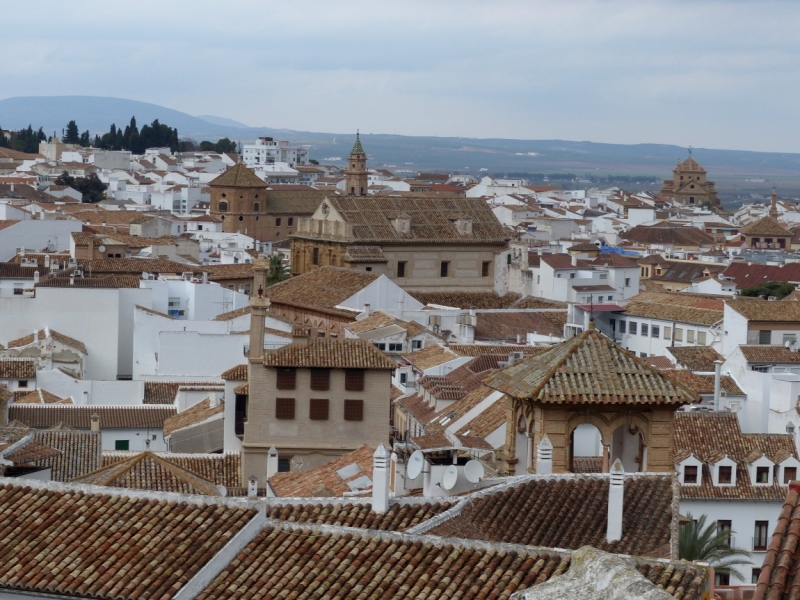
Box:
739;215;790;236
486;329;698;405
71;210;153;225
221;364;247;380
624;301;722;326
591;253;640;268
408;290;522;309
72;451;223;495
7;328;88;354
208;162;267;188
344;245;388;263
571;456;604;473
0;427;101;481
510;296;568;309
268;445;376;497
265;501;452;531
740;345;800;363
0;359;36;379
449;344;552;358
3;440;61;464
266;266;379;316
723;261;800;288
674;412;798;499
456;396;508;439
754;482;800;599
15;389;72;405
320;195;509;244
429;474;676;557
396;393;437;426
101;452;242;488
630;291;725;311
76;257;191;275
143;380;224;404
163;398;224;436
8;405;176;429
662;370;744;395
0;264;41;279
728;299;800;322
475;311;565;341
263;338;396;369
668;346;723;371
541;254;593;269
204;263;254;280
645;356;674;370
0;481;255;598
36;274;142;289
135;304;175;319
401;344;459;370
345;310;399;334
212;305;250;320
622;225;715;246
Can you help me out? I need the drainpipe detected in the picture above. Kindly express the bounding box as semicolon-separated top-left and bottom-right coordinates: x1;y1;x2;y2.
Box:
713;360;723;411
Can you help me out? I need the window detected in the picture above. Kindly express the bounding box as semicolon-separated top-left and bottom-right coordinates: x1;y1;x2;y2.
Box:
13;284;23;295
752;569;762;585
344;399;364;421
718;520;732;544
235;393;248;436
397;261;406;278
253;202;260;211
754;521;769;550
115;440;129;451
619;320;626;333
399;372;408;385
674;328;684;342
276;368;296;390
752;365;769;373
629;322;637;335
373;342;386;350
687;330;695;344
641;324;649;336
239;215;244;221
275;398;296;419
506;254;512;265
18;380;28;388
664;326;671;340
276;218;282;226
310;368;330;390
312;248;319;265
625;277;631;287
759;330;772;345
651;325;660;338
684;465;698;484
482;261;491;277
785;467;797;483
698;331;707;345
719;466;733;484
288;218;294;226
715;573;730;586
440;261;449;277
756;466;770;483
218;201;228;212
610;318;616;332
345;369;365;391
278;458;291;472
388;343;403;352
640;352;648;358
317;331;325;338
412;339;422;349
309;398;329;420
365;267;372;272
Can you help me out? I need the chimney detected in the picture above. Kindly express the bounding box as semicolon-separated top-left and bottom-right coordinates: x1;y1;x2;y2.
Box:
202;271;208;284
571;254;577;266
33;330;39;343
44;255;50;268
363;303;370;317
372;443;391;513
69;274;75;286
33;270;39;284
90;412;100;433
247;476;258;498
713;360;723;411
267;446;279;479
536;434;553;474
607;459;624;543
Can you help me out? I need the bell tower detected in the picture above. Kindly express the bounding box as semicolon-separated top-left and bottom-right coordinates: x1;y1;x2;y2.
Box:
345;132;368;196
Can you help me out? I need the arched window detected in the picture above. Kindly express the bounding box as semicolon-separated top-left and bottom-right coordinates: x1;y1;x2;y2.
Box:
239;215;244;221
350;187;355;195
254;202;260;212
219;201;228;212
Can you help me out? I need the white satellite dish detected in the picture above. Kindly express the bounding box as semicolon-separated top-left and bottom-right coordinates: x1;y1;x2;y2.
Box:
98;245;106;253
407;450;424;480
217;485;227;497
442;465;459;491
464;460;485;484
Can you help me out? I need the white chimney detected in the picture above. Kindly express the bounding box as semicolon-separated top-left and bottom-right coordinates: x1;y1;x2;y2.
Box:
202;271;208;284
713;360;723;411
363;303;370;316
44;255;50;268
90;412;100;433
536;434;553;474
33;270;39;284
69;274;75;286
372;443;391;513
267;446;279;479
571;254;577;266
33;330;39;343
607;459;624;543
247;476;258;498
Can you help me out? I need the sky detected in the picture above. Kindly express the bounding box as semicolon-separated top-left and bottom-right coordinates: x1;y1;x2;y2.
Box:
3;1;800;152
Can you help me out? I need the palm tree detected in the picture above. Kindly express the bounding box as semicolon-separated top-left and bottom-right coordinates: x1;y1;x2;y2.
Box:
266;253;290;286
679;513;752;582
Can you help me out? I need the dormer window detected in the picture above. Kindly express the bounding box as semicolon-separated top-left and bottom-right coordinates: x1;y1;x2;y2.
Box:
756;467;769;483
747;453;775;486
684;465;698;483
785;467;797;483
719;466;732;484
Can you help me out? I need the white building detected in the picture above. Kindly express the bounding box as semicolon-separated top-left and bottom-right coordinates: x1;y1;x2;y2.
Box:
242;137;308;168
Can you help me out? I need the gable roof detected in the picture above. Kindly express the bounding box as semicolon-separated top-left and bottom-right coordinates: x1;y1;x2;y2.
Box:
739;216;790;236
474;311;565;341
728;299;800;322
7;328;88;354
268;444;376;497
8;405;176;429
101;451;242;489
754;482;800;599
407;290;522;309
208;162;266;188
623;301;722;326
722;261;800;288
485;328;698;405
661;370;744;396
163;397;224;436
0;428;101;481
266;266;379;315
668;346;723;372
321;195;509;244
401;344;459;370
15;389;73;405
622;225;715;246
221;364;248;380
263;338;396;369
0;359;36;379
142;380;223;404
739;346;800;364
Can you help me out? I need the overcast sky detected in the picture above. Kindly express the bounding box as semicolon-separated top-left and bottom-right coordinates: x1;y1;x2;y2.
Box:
3;1;799;152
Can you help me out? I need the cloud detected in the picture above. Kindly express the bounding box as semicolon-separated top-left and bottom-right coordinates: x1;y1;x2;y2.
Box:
2;0;799;151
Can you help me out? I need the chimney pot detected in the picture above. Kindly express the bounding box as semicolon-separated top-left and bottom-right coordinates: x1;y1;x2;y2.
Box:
90;413;100;433
372;443;391;513
607;459;624;543
267;446;279;479
536;434;553;474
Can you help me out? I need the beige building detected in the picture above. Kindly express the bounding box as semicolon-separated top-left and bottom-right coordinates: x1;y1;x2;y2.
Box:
660;154;720;208
243;260;396;483
739;189;792;250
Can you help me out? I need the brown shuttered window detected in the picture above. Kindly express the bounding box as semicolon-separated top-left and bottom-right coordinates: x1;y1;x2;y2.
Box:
345;369;365;391
276;368;296;390
344;399;364;421
309;398;329;420
275;398;295;419
310;368;330;390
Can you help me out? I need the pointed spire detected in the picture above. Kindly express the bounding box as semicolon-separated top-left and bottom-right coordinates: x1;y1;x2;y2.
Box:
349;131;365;156
770;186;779;219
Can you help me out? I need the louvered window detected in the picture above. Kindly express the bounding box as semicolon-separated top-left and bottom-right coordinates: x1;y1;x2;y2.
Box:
310;369;330;390
344;399;364;421
275;398;295;419
309;398;329;420
345;369;365;391
276;368;296;390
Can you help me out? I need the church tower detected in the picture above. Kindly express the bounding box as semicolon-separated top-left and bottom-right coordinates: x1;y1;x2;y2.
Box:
344;133;368;196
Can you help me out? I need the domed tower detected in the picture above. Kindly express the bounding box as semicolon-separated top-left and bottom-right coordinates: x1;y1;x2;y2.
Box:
344;133;368;196
209;162;267;238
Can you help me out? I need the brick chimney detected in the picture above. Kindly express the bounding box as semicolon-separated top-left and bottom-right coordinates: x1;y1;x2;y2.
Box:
607;459;624;543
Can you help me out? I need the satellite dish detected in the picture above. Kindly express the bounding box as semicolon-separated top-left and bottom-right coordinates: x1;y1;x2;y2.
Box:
98;245;106;253
442;465;458;491
407;450;424;480
217;485;227;497
464;460;485;484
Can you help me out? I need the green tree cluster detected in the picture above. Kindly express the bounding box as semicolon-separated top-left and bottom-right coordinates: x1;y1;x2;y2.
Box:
93;117;180;154
198;137;237;154
739;281;796;300
55;171;108;204
62;120;92;147
8;125;46;153
0;127;9;148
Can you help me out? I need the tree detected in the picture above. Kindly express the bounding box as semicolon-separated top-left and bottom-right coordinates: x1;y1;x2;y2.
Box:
79;130;91;147
266;253;290;286
0;127;9;148
679;513;751;581
55;171;107;203
740;281;796;300
198;138;237;154
309;159;319;165
63;120;80;144
11;125;45;153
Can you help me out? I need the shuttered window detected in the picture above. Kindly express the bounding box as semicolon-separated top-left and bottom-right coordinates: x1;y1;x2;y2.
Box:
345;369;365;391
275;398;295;419
344;399;364;421
310;368;330;390
276;368;296;390
309;398;329;420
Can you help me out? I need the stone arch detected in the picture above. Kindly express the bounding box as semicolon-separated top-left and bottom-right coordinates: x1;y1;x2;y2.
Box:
606;413;650;448
567;413;613;446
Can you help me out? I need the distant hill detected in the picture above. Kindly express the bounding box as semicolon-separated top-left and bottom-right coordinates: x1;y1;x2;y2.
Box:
2;95;800;203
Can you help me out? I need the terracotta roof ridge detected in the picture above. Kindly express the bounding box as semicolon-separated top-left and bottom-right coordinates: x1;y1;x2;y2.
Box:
145;451;222;495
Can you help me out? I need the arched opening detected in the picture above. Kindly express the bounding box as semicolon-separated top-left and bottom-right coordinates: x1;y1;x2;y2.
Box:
514;414;528;476
350;187;355;195
610;423;644;472
254;202;260;212
218;201;228;212
570;423;603;473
